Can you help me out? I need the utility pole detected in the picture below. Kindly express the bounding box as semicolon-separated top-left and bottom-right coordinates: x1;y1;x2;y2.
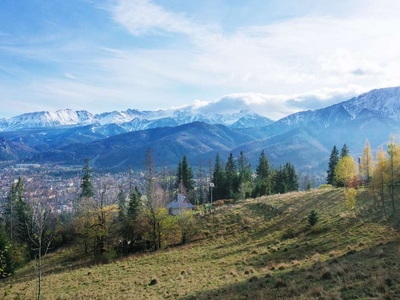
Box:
209;182;214;212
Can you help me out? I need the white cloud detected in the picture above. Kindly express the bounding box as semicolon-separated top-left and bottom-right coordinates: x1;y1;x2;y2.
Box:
108;0;400;106
186;85;372;120
112;0;196;35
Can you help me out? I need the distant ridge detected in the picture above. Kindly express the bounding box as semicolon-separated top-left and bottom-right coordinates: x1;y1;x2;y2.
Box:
0;108;273;132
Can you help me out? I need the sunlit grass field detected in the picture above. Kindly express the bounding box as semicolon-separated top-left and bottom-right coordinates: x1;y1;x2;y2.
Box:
2;187;400;299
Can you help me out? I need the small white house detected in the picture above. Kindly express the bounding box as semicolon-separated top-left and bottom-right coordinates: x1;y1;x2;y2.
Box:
167;194;194;215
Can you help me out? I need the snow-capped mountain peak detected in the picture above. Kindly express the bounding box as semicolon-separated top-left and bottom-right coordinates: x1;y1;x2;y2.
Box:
0;108;269;132
342;86;400;121
0;109;95;131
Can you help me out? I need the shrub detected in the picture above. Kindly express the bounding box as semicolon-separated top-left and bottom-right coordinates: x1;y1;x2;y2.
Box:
318;184;333;189
308;210;319;227
344;188;357;210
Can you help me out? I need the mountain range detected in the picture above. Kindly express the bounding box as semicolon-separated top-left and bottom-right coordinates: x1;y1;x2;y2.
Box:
0;108;273;132
1;86;400;184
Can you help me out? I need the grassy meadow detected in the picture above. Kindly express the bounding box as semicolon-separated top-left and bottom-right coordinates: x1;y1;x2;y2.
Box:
2;187;400;299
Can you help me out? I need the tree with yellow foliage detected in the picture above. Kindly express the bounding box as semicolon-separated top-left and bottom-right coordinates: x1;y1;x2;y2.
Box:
334;155;358;188
387;136;399;212
360;140;374;185
74;196;119;256
370;147;389;217
344;188;357;210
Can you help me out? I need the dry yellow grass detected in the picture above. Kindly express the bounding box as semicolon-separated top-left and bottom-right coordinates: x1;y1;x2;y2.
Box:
2;188;400;299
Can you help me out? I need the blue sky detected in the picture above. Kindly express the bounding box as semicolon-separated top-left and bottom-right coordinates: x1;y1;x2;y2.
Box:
1;0;400;119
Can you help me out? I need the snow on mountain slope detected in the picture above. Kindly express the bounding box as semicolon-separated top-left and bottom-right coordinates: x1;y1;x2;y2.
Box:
1;86;400;132
272;86;400;131
0;109;95;131
342;86;400;121
0;108;268;132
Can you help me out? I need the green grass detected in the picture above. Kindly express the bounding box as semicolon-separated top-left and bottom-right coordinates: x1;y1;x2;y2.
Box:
2;188;400;299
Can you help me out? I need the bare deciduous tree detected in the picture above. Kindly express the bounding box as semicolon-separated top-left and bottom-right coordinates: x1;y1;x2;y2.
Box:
28;203;55;300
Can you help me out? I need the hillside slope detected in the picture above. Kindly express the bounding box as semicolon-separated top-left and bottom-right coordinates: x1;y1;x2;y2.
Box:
2;188;400;299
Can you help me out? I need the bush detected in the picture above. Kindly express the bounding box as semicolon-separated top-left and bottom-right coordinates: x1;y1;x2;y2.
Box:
318;184;333;189
344;188;357;210
308;210;319;227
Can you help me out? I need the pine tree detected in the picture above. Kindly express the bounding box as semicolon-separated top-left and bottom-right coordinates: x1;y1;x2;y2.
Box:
121;187;142;242
271;163;299;194
253;150;271;197
285;162;299;192
5;178;31;246
175;155;195;203
225;153;238;198
308;210;318;227
272;166;286;194
0;221;14;277
117;187;126;222
175;156;194;190
327;145;339;185
238;151;252;183
4;183;17;243
80;158;94;199
237;151;252;198
127;187;141;220
212;153;226;200
181;155;195;193
196;159;207;205
341;143;349;158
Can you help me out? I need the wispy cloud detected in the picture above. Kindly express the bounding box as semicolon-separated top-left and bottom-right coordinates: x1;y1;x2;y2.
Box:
112;0;197;35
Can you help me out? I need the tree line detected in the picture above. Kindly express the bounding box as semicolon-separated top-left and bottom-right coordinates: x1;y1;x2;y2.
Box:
178;150;299;204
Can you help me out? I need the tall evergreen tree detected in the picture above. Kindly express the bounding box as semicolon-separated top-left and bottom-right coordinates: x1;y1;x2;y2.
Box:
327;145;339;185
237;151;252;183
237;151;253;198
175;156;195;191
272;166;287;194
212;153;226;200
225;153;238;198
120;186;142;243
285;162;299;192
0;221;14;277
117;187;126;222
4;178;31;245
253;150;271;197
175;155;195;203
341;143;350;158
127;187;141;220
4;183;17;244
181;155;195;193
80;158;94;199
272;163;299;194
196;159;207;205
